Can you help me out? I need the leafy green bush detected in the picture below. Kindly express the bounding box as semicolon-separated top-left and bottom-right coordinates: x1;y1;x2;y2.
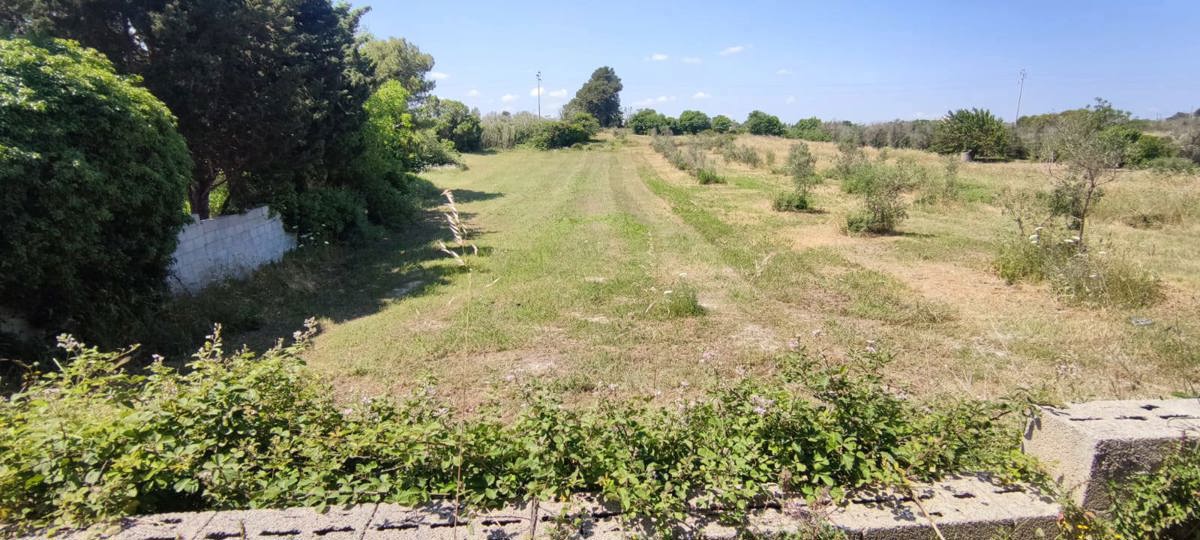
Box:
677;110;711;134
743;110;786;136
530;113;597;149
627;108;673;135
994;228;1162;308
786;117;832;141
0;332;1037;529
721;143;762;167
711;115;735;133
772;191;812;212
0;38;191;348
1109;444;1200;539
274;188;372;243
1049;250;1163;308
418;96;483;152
931;108;1008;160
842;168;909;235
1144;156;1198;174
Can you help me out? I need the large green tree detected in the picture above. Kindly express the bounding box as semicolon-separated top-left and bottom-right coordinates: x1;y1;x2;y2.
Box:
931;108;1008;160
4;0;373;218
677;110;711;134
0;38;191;345
564;66;623;128
418;96;482;152
743;110;786;136
360;36;436;98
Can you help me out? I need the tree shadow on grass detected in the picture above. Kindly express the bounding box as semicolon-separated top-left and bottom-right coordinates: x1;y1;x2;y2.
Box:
142;198;500;363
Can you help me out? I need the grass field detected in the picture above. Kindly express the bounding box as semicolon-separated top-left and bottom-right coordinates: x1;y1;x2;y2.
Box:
207;134;1200;408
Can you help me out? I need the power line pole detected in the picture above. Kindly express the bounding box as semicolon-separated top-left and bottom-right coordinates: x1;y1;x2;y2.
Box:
1014;69;1027;124
536;71;542;118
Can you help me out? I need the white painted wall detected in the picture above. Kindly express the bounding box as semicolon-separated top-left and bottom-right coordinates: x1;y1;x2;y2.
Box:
168;206;295;294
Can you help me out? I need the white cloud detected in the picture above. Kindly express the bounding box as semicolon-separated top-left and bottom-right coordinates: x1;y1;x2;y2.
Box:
776;68;793;75
647;52;669;61
692;91;711;100
532;87;569;98
466;89;480;97
785;96;796;104
429;71;450;80
682;56;702;64
634;95;676;107
719;45;746;56
501;94;517;103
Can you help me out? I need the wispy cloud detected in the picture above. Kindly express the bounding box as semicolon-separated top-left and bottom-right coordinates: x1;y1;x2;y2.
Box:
785;96;796;104
776;68;793;76
634;95;677;107
719;45;747;56
647;52;669;61
692;91;711;100
532;87;569;98
429;71;450;80
501;94;517;103
466;89;480;97
682;56;702;64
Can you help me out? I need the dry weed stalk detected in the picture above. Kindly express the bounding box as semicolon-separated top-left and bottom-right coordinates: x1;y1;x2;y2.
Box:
438;189;478;266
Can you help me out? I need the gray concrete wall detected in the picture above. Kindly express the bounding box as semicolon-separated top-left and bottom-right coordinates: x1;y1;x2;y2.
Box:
168;206;295;294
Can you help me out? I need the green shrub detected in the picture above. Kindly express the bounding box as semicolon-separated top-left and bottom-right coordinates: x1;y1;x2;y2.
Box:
931;108;1008;160
722;143;762;167
530;114;596;149
0;38;191;348
711;114;735;133
1049;250;1163;308
1126;133;1178;167
1109;444;1200;539
627;108;673;135
652;282;705;318
274;188;372;243
677;110;711;134
832;140;869;181
843;173;909;235
696;168;723;185
743;110;786;136
994;228;1162;308
772;191;811;212
1144;156;1198;174
0;333;1037;529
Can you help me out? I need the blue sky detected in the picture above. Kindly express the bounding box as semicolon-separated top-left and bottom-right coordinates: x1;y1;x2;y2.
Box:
354;0;1199;123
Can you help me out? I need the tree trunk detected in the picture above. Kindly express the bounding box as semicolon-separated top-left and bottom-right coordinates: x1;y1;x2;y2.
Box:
189;166;214;219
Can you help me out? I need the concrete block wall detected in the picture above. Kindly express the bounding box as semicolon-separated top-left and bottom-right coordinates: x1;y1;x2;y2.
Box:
168;206;296;294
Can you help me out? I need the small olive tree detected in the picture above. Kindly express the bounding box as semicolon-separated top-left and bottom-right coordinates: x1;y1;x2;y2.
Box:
773;142;820;212
1049;101;1130;246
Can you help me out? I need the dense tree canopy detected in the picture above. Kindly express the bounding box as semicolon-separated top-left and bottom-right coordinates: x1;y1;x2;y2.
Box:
565;66;623;128
711;115;735;133
931;108;1008;160
6;0;373;218
677;110;711;134
419;96;483;152
0;38;191;344
361;36;436;98
743;110;786;136
628;108;672;134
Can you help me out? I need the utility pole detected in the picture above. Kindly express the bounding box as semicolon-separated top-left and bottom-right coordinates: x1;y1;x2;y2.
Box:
1014;69;1027;124
536;71;542;118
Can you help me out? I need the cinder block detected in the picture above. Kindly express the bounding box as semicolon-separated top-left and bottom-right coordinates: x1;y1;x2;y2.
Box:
1023;398;1200;509
114;511;216;540
825;475;1059;540
197;505;376;540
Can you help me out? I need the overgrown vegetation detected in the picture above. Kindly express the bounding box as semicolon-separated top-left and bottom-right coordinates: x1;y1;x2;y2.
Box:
773;143;820;212
0;329;1038;530
652;134;724;183
0;39;191;350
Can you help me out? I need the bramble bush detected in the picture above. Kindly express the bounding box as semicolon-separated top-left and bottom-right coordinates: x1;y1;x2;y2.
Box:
0;329;1039;530
0;38;191;349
